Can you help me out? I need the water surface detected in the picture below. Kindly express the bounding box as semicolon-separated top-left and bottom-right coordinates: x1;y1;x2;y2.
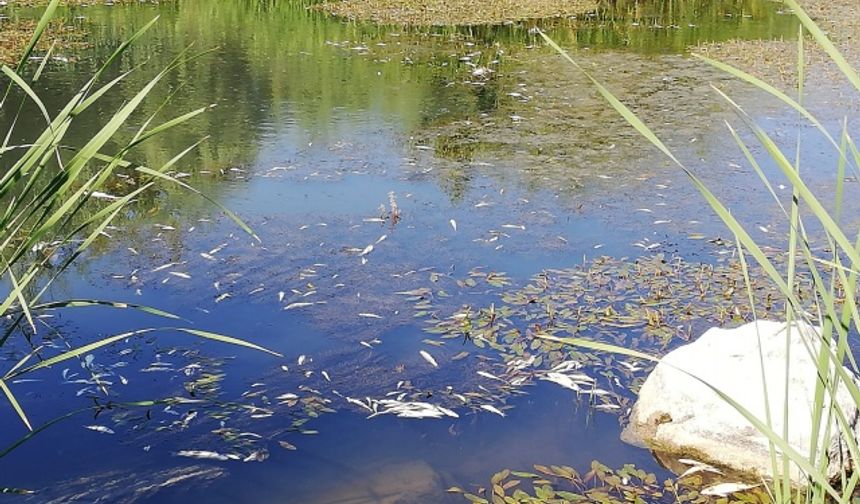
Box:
0;0;848;502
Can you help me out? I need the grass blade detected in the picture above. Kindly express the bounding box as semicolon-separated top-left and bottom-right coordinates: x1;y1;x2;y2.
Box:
137;167;260;242
0;380;32;431
10;327;281;379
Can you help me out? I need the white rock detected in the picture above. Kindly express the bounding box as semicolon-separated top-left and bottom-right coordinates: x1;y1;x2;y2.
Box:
623;320;858;487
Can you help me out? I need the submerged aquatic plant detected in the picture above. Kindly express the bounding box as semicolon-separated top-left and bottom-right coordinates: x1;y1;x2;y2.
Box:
517;0;860;502
0;0;279;433
451;460;771;503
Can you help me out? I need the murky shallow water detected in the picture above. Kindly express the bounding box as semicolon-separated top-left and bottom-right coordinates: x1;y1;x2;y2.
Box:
0;0;856;502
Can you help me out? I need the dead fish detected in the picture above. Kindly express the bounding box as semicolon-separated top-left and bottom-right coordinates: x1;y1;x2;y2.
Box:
297;355;308;366
476;370;505;382
480;405;505;417
358;313;383;319
278;441;297;451
541;372;586;391
84;425;115;434
419;350;438;368
678;458;724;478
321;371;331;382
582;388;612;396
449;219;457;232
284;302;313;310
367;399;458;419
634;241;661;250
176;450;231;461
151;262;179;273
243;450;269;463
341;395;374;412
701;483;758;497
619;361;643;372
180;411;198;428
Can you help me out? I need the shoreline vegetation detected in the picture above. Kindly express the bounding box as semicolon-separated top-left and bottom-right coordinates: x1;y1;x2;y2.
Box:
313;0;860;92
314;0;599;26
3;0;857;88
694;0;858;89
0;0;160;64
1;0;159;5
0;18;85;65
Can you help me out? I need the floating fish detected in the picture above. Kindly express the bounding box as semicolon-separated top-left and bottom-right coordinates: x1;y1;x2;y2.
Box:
84;425;114;435
678;458;724;478
366;399;458;419
701;483;758;497
278;441;297;451
419;350;438;368
176;450;231;461
243;450;269;463
477;370;505;382
480;404;506;417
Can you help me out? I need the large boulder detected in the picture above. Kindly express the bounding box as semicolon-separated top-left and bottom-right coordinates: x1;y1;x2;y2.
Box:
623;320;859;486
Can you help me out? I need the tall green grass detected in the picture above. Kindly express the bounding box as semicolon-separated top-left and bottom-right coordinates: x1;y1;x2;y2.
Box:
539;0;860;501
0;0;278;432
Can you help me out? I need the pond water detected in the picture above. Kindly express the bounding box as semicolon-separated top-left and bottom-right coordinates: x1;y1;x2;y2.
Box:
0;0;854;502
